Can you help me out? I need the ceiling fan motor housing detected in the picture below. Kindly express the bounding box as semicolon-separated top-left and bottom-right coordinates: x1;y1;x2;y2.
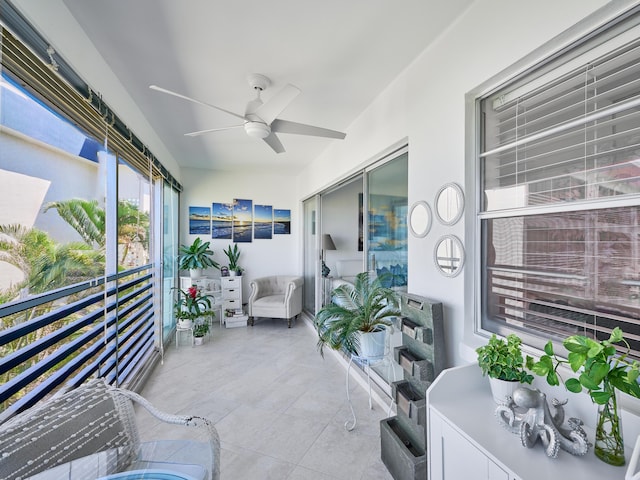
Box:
244;121;271;138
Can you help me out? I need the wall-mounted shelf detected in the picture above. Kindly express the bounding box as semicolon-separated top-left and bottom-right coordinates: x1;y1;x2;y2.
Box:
401;317;433;344
393;380;426;426
394;346;434;382
380;293;444;480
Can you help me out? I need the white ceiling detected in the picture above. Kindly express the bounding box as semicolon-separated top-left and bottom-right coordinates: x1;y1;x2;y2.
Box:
58;0;472;173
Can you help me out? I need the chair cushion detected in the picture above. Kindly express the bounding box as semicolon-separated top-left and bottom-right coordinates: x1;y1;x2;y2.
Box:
252;294;286;316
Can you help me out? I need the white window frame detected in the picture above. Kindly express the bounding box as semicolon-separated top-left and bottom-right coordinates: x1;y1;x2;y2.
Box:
464;2;640;355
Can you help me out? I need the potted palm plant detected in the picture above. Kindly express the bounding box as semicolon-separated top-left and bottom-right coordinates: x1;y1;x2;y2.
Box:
314;271;400;361
178;237;220;279
223;244;242;276
476;333;534;404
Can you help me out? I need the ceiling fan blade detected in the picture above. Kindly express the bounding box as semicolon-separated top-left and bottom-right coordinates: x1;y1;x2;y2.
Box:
255;84;301;125
262;132;286;154
271;119;346;139
184;125;244;137
149;85;245;121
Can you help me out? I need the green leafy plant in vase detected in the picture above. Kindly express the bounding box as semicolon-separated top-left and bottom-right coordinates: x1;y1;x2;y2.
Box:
223;244;242;276
476;334;533;404
178;237;220;279
526;327;640;466
174;285;213;329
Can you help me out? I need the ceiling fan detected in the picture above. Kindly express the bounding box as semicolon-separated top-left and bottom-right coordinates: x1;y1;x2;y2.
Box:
149;73;346;154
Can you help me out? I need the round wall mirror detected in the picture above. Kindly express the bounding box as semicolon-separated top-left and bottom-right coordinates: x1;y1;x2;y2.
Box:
434;235;465;277
435;183;464;225
408;201;432;238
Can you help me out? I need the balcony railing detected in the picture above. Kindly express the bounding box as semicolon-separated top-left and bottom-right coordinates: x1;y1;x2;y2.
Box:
0;264;157;421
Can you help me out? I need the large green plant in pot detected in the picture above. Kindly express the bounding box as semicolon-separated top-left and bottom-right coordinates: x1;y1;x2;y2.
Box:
314;271;400;360
178;237;219;278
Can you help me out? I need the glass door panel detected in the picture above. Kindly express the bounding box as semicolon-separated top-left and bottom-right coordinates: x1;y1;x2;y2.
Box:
162;182;179;342
303;196;318;314
367;151;408;385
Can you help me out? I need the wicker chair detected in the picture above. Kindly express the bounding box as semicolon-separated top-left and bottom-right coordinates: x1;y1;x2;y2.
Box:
0;378;220;480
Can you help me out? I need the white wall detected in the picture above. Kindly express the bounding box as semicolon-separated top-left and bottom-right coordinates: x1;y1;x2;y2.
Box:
296;0;619;367
179;168;300;303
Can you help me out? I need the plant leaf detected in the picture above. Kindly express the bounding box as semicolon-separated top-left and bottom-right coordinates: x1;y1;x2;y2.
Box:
567;352;586;372
591;390;611;405
579;373;600;391
565;378;582;393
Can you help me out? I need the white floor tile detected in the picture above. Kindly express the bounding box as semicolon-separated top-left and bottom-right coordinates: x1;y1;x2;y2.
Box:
138;317;394;479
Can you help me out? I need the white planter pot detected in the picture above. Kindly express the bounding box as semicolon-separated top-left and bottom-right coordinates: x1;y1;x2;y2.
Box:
177;319;192;330
488;377;523;404
194;336;204;345
228;270;237;277
190;268;202;280
358;327;387;361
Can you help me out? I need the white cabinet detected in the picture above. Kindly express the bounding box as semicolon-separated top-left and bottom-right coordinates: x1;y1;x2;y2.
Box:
429;409;508;480
426;364;631;480
221;276;243;313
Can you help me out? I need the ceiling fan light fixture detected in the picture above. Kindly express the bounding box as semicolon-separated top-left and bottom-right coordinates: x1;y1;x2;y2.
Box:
244;121;271;139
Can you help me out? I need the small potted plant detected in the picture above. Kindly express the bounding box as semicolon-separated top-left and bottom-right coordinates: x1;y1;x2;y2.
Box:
178;237;220;279
174;285;213;329
476;333;533;404
526;327;640;466
193;321;210;345
223;244;242;276
314;271;400;361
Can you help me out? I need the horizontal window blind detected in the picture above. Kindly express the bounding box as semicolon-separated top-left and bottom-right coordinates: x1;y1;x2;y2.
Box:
478;8;640;359
0;20;181;190
483;207;640;356
481;37;640;211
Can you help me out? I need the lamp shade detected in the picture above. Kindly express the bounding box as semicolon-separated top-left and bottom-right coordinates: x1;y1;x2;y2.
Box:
322;234;337;250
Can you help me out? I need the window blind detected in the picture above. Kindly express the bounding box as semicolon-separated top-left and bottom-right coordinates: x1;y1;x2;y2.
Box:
481;36;640;211
0;13;181;191
478;11;640;358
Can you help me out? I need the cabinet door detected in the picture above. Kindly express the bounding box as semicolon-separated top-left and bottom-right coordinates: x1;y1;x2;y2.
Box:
429;410;509;480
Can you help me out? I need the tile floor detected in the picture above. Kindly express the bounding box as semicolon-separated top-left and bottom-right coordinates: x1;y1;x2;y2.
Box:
137;316;395;480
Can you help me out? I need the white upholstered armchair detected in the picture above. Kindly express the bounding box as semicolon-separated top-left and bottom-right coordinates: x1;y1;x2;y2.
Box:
248;276;304;328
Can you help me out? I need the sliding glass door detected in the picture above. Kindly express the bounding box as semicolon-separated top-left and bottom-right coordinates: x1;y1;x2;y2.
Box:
366;149;408;386
367;151;408;289
303;196;318;314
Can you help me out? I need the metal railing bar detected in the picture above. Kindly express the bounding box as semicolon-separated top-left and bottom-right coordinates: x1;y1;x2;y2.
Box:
115;332;154;385
0;317;109;403
114;312;154;371
0;306;104;376
0;275;152;347
0;290;151;401
0;264;151;318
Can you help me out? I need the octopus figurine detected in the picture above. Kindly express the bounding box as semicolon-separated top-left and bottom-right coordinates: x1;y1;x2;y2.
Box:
495;386;590;458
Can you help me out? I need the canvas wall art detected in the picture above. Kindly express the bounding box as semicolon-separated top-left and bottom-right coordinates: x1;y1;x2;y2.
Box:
189;206;211;234
254;204;273;239
212;202;232;239
274;209;291;235
233;198;253;242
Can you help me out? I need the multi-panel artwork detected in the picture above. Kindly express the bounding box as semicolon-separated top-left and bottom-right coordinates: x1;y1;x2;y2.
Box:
189;200;290;241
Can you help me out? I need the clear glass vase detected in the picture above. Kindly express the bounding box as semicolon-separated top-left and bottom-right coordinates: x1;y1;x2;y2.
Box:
594;382;625;466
